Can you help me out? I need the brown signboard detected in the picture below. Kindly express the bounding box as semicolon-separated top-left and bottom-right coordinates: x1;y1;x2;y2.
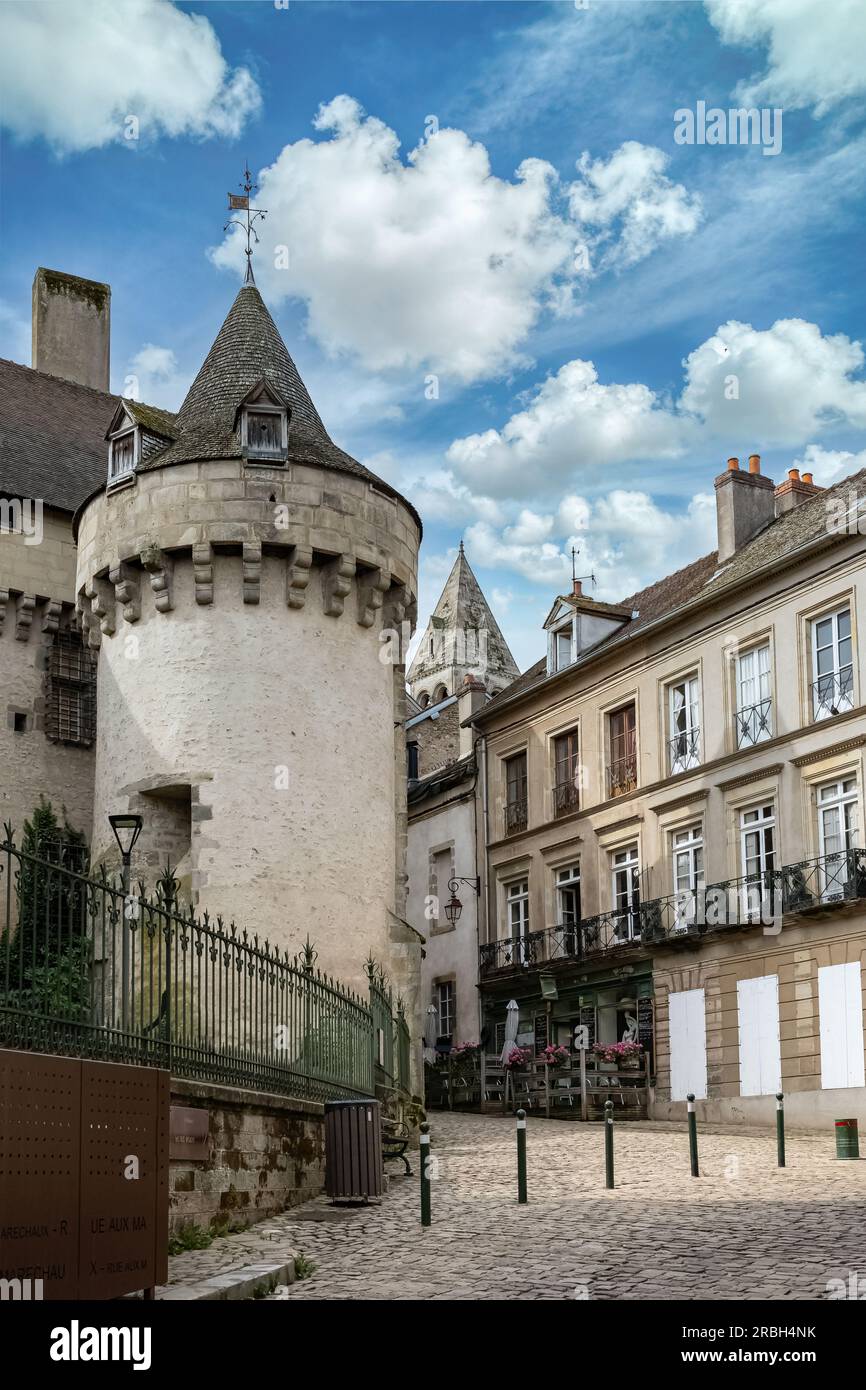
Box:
0;1050;169;1301
169;1105;210;1161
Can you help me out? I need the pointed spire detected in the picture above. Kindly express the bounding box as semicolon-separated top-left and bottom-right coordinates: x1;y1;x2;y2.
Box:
406;542;520;698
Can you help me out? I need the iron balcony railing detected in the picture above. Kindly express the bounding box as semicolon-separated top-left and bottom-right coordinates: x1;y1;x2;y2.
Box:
736;698;773;748
812;665;854;720
479;850;866;975
504;798;528;835
0;825;411;1102
607;753;637;798
668;726;701;775
552;779;580;817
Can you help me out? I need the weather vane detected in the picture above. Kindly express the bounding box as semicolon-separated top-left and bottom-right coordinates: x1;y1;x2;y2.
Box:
225;163;267;285
571;544;596;591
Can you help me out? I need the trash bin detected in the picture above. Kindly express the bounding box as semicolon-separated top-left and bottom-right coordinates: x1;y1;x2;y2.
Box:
835;1117;860;1159
324;1098;383;1201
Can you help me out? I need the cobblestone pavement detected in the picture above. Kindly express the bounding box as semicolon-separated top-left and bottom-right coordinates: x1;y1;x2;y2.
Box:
261;1112;866;1301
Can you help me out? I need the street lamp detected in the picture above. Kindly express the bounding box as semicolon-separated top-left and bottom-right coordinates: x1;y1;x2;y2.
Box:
444;875;480;924
108;813;143;1033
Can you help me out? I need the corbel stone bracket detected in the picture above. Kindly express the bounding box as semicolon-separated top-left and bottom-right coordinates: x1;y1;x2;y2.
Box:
0;589;9;635
84;576;115;636
42;599;63;635
286;545;313;610
109;562;141;623
15;592;35;642
321;554;356;618
192;542;214;605
243;542;262;605
77;592;101;648
357;564;391;629
140;546;173;613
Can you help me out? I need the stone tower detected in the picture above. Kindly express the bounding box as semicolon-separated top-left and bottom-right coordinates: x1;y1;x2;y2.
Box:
407;542;519;708
74;282;421;1013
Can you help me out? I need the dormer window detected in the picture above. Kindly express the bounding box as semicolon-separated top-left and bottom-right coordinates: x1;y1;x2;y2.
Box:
554;621;573;671
239;379;289;463
107;425;138;483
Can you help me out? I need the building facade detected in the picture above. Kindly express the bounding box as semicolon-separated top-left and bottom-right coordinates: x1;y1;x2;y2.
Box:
470;455;866;1127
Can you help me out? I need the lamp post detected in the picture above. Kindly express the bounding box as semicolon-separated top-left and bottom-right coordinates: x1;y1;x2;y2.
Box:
109;813;143;1033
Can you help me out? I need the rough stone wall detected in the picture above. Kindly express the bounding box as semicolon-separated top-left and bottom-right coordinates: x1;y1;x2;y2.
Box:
411;701;460;777
31;268;110;393
75;457;421;1017
168;1079;324;1232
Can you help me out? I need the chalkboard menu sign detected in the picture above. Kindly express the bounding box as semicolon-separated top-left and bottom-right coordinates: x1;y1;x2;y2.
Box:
534;1012;548;1055
637;996;655;1071
576;1005;596;1052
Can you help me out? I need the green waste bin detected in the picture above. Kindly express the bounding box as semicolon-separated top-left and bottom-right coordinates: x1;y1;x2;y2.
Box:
835;1118;860;1159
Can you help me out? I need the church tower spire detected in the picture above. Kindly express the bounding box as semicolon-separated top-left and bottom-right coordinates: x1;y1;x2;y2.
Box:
407;545;519;708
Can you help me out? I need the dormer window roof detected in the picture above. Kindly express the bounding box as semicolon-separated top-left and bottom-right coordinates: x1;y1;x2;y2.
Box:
543;583;634;675
237;378;288;464
105;399;178;488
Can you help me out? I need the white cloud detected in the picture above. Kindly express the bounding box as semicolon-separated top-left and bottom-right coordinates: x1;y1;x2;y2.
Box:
569;142;702;269
705;0;866;116
0;0;260;152
681;319;866;442
120;343;187;411
446;357;689;497
209;98;701;386
790;445;866;486
446;318;866;499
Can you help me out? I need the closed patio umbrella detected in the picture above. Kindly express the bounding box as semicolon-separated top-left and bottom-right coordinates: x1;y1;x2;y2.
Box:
424;1004;439;1065
500;999;519;1065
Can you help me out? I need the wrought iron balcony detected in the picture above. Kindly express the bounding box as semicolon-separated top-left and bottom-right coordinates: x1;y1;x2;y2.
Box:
735;698;773;748
812;666;854;721
668;726;701;775
504;798;528;835
552;778;580;818
478;851;866;977
607;753;637;798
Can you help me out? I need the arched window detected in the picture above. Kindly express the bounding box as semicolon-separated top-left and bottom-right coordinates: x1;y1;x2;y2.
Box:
417;691;430;709
433;684;448;704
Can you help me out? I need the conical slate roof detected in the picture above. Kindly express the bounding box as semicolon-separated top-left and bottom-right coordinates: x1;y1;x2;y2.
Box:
135;284;421;527
408;543;520;692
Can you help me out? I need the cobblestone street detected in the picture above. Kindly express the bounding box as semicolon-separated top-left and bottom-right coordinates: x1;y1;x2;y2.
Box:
259;1112;866;1301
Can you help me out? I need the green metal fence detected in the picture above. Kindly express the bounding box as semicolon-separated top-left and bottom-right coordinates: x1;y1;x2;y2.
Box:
0;825;408;1104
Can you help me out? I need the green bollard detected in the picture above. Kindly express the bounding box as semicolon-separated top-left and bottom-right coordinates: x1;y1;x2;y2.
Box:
776;1092;786;1168
604;1099;614;1189
687;1093;699;1177
835;1118;860;1159
516;1107;527;1204
420;1121;431;1226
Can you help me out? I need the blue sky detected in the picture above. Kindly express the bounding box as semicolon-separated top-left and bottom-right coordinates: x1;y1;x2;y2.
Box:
1;0;865;668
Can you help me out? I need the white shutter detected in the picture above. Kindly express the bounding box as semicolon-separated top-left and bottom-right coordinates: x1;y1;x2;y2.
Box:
737;974;781;1096
668;988;707;1101
819;963;865;1089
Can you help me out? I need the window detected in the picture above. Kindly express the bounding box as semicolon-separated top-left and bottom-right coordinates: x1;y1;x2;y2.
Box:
608;703;637;797
736;644;772;747
553;620;574;672
44;631;97;746
552;728;580;817
108;428;136;481
506;879;530;962
672;824;704;895
407;742;419;780
242;404;287;460
555;863;581;957
12;711;27;734
668;675;700;774
817;777;859;900
812;607;854;720
437;982;455;1040
740;804;776;879
504;752;528;834
610;843;640;940
431;847;452;926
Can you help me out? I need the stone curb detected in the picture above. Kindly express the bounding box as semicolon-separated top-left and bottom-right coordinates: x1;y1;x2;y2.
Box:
157;1257;298;1301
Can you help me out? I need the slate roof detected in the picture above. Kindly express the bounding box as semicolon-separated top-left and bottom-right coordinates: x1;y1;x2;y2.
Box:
475;468;866;722
0;357;121;513
407;752;476;806
138;284;422;530
407;543;519;689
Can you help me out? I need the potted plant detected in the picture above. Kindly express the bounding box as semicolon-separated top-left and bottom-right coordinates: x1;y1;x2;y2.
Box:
541;1043;571;1068
592;1041;642;1068
504;1045;533;1070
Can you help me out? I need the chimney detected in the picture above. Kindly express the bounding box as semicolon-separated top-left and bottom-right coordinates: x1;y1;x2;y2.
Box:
457;674;487;758
572;578;582;597
714;453;775;564
774;466;823;516
32;268;110;392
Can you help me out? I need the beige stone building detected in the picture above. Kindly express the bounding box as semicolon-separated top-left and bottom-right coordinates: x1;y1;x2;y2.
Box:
1;267;423;1061
469;455;866;1127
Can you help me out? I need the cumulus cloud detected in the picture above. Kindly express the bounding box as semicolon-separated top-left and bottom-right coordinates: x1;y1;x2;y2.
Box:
569;142;702;270
446;319;866;499
121;344;187;411
705;0;866;116
209;98;701;385
0;0;260;152
790;445;866;486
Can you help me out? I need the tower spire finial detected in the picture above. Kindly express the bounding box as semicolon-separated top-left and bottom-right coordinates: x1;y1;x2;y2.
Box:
225;162;268;287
